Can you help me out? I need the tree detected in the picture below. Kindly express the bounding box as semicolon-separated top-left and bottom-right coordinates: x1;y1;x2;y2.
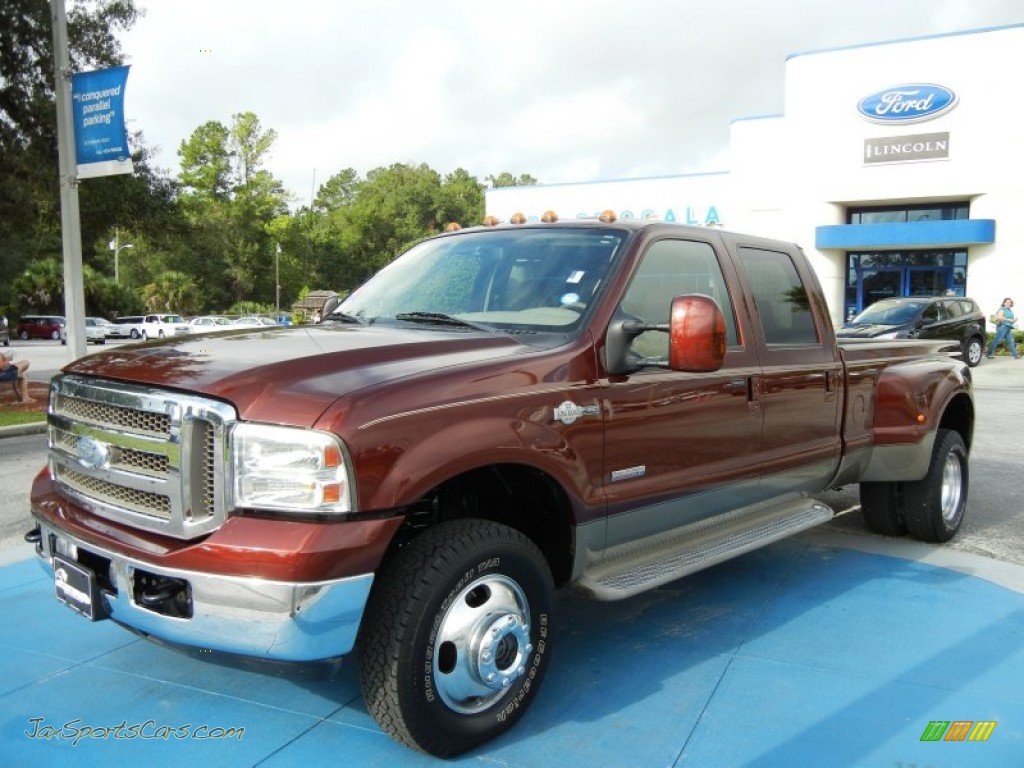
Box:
176;112;288;306
229;112;277;187
313;168;359;212
178;121;232;199
485;172;538;188
439;168;485;228
12;255;140;318
142;270;199;314
1;0;142;311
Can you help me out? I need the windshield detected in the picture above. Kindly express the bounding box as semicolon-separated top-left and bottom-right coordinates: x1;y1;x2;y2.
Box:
336;228;627;333
849;300;925;326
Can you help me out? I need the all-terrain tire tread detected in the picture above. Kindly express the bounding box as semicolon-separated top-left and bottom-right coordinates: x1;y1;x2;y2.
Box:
358;519;548;755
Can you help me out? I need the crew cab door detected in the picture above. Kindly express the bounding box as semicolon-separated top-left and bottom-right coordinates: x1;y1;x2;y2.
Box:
600;236;764;547
731;243;843;495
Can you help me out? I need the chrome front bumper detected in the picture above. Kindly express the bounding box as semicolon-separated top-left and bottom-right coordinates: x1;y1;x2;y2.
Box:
32;517;374;662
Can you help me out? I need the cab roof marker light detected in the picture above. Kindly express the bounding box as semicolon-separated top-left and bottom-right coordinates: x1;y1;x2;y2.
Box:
482;215;499;227
598;209;617;223
510;212;527;225
541;210;559;223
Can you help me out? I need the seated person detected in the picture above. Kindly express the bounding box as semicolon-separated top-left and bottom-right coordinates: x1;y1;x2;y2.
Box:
0;352;34;403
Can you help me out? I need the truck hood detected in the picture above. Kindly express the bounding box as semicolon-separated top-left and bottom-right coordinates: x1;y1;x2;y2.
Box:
63;324;528;426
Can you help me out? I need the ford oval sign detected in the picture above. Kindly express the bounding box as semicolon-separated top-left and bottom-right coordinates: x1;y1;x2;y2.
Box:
857;84;958;124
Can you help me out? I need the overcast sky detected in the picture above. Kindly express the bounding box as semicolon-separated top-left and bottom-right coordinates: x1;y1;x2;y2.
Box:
117;0;1022;206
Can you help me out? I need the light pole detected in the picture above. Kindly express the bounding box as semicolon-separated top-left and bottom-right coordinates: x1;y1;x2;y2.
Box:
275;243;281;315
109;227;133;284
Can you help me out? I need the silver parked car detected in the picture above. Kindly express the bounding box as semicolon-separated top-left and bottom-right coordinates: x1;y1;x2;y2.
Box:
60;317;110;345
188;315;234;333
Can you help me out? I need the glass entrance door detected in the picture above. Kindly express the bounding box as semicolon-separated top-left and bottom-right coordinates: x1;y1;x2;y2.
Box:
860;268;903;308
907;267;952;296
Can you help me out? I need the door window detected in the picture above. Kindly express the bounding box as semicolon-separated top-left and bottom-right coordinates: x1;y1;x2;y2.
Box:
620;239;739;358
736;248;819;345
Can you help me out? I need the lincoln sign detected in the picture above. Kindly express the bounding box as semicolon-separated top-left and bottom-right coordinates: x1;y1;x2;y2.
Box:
864;132;950;165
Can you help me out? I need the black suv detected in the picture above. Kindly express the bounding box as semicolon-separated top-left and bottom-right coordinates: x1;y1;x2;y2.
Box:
837;296;987;367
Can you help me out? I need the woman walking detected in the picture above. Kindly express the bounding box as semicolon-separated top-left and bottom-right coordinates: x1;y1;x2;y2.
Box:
986;297;1020;359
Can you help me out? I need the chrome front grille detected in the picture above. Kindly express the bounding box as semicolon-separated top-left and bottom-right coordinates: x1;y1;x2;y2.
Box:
55;394;171;436
56;465;173;520
48;375;237;539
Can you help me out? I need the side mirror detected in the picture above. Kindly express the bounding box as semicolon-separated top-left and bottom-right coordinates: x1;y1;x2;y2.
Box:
603;294;726;376
668;295;726;372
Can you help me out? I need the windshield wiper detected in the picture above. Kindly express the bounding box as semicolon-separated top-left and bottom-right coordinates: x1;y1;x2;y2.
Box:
324;311;368;325
394;312;492;332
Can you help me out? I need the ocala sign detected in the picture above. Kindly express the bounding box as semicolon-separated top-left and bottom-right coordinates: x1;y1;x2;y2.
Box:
857;84;958;124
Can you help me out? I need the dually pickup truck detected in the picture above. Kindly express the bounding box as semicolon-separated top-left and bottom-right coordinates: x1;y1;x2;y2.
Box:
28;216;973;756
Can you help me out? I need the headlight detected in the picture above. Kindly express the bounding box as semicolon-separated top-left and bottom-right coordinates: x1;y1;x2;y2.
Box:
875;331;903;339
231;424;353;515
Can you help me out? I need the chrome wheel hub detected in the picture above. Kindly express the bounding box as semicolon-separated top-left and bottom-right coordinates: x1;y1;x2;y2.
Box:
432;574;533;714
940;452;963;523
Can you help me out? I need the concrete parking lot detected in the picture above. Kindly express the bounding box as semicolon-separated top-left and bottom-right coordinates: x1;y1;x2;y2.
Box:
2;344;1023;766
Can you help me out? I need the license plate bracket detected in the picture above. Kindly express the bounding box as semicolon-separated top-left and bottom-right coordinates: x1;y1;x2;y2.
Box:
53;554;105;620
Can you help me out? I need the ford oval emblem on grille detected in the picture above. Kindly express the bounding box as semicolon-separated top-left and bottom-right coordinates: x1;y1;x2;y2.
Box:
857;83;957;124
77;436;111;470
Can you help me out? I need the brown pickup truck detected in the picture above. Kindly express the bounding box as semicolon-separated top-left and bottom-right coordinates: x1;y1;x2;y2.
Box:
28;216;973;756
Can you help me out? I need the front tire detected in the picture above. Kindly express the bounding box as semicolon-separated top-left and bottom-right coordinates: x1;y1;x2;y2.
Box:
902;429;969;543
359;519;554;757
131;329;140;339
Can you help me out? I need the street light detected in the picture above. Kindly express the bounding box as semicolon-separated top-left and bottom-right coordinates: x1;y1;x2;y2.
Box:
109;227;133;284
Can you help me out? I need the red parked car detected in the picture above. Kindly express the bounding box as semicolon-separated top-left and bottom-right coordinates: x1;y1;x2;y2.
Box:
15;315;66;341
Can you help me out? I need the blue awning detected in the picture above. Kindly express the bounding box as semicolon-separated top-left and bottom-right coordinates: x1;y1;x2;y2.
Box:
816;219;995;249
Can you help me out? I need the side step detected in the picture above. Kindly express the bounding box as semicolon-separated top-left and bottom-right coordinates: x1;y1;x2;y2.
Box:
576;495;834;600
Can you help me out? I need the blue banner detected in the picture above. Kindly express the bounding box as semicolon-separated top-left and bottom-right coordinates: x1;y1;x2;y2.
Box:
71;65;134;178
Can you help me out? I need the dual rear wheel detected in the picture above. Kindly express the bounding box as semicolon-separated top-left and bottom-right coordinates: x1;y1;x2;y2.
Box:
860;428;968;542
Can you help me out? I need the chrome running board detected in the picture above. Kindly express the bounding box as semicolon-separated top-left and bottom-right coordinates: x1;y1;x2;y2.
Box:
576;496;834;600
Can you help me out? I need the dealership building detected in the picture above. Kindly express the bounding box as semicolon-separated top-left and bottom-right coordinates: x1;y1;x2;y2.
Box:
485;23;1024;326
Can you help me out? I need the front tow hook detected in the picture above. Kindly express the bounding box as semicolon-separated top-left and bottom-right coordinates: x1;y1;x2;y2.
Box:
138;580;185;607
24;527;41;545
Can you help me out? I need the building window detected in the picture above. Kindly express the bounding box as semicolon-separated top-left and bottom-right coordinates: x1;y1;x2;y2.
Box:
844;250;968;321
847;201;969;225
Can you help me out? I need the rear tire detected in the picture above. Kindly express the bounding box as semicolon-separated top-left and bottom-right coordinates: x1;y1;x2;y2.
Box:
963;336;983;367
903;429;969;543
359;519;553;757
859;482;907;536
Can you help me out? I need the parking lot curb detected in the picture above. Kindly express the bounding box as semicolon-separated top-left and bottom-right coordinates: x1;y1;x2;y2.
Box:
0;421;47;439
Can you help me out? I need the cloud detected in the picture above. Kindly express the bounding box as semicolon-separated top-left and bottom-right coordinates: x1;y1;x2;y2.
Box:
119;0;1024;203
